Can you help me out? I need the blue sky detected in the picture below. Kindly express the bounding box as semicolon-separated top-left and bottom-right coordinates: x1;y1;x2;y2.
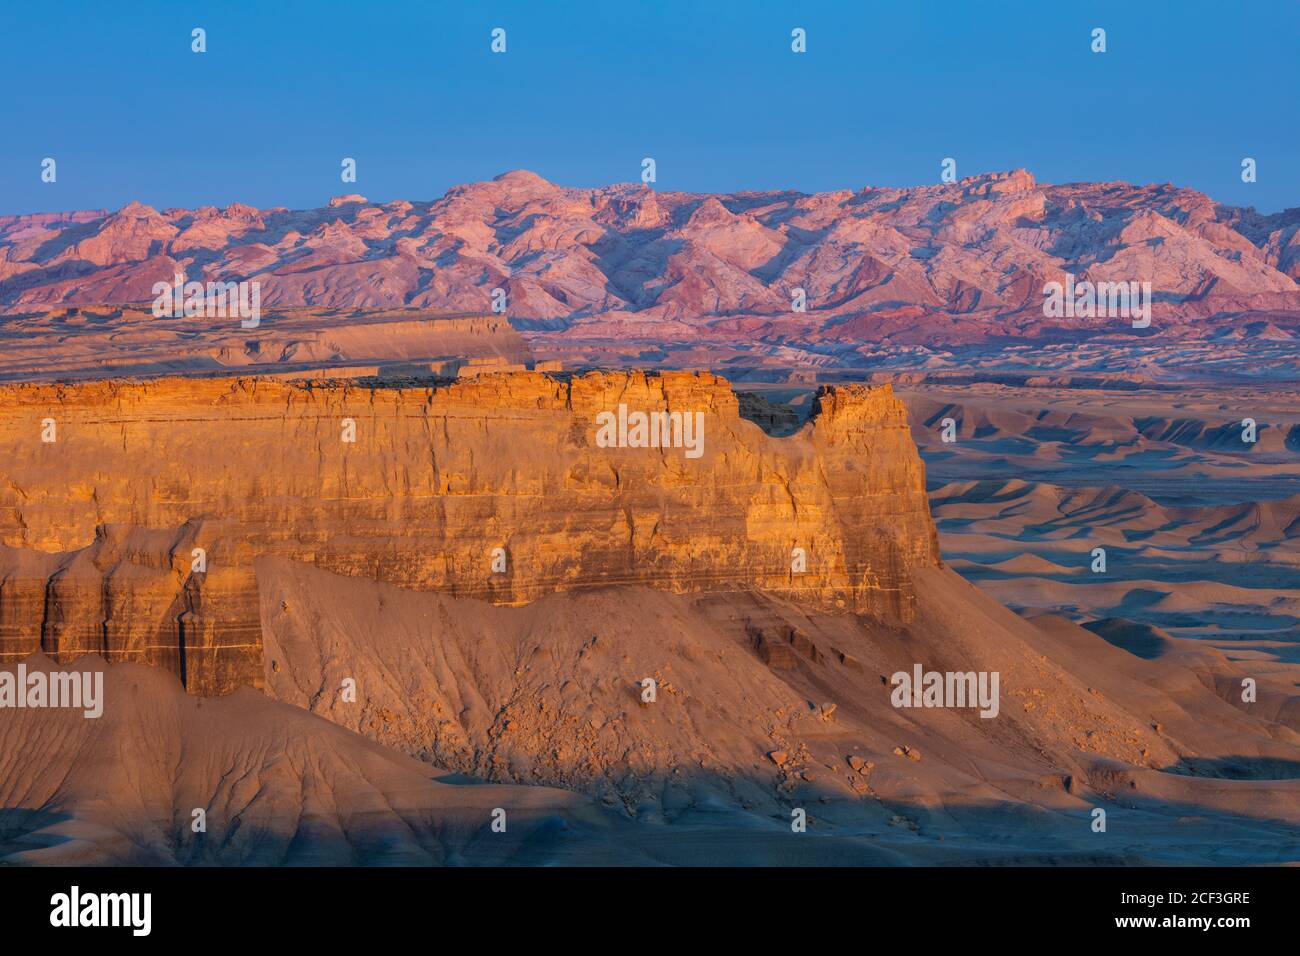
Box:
1;0;1296;214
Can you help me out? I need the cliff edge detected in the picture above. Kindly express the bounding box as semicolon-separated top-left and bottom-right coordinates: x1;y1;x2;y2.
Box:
0;370;939;694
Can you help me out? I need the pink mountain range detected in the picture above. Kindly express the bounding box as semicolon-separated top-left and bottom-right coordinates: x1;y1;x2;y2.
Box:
3;168;1298;345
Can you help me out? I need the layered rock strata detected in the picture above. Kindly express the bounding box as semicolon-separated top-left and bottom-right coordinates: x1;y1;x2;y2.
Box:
0;371;939;694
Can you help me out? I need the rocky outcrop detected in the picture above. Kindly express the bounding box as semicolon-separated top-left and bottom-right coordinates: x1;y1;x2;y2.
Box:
0;371;939;695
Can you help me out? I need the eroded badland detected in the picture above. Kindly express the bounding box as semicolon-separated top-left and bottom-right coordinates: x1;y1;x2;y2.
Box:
2;170;1299;865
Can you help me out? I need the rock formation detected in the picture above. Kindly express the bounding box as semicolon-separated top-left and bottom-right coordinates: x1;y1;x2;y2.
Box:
0;371;939;695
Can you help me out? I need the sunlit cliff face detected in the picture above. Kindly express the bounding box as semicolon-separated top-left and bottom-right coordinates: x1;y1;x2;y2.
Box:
0;371;937;694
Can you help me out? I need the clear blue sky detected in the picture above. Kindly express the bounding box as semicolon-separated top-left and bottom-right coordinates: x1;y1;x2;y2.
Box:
1;0;1296;215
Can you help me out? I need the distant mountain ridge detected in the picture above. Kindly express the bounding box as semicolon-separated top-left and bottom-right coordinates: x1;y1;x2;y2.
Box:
3;169;1299;345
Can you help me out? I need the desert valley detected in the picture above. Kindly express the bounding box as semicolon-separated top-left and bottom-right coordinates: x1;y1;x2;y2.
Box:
1;169;1298;866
